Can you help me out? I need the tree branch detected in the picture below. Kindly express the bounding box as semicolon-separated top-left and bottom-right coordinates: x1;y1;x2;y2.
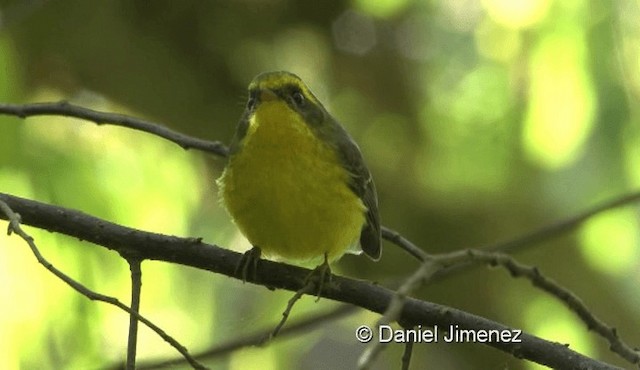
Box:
432;191;640;279
464;250;639;365
0;192;626;370
126;257;143;370
0;101;228;157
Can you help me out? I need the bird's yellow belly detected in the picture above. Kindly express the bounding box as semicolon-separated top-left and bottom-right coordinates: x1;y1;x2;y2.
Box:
218;106;366;262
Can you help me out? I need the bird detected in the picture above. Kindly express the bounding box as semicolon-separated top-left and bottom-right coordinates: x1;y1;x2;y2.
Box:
217;71;381;283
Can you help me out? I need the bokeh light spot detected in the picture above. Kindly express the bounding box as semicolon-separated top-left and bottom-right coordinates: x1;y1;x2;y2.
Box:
353;0;410;18
524;296;595;365
522;32;596;169
579;209;639;276
482;0;551;29
333;10;377;55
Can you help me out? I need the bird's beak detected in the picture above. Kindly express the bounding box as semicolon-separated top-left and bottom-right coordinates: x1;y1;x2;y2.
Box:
259;89;278;102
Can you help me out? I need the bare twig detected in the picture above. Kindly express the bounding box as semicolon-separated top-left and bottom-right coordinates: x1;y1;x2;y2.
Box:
359;259;441;369
130;305;359;370
0;199;208;370
466;249;640;366
490;192;640;254
401;338;414;370
433;191;640;279
0;101;228;157
381;226;429;262
361;247;640;368
126;258;143;370
269;282;317;341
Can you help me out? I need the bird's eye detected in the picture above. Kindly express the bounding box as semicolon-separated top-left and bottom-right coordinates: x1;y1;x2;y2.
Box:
246;96;257;110
291;91;305;106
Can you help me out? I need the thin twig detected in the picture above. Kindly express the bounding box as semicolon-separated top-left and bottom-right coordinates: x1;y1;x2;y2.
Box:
466;249;640;366
359;260;441;369
268;282;317;341
433;191;640;279
490;192;640;254
401;338;414;370
0;199;208;370
130;305;359;370
126;258;143;370
362;247;640;368
381;226;429;262
0;101;229;157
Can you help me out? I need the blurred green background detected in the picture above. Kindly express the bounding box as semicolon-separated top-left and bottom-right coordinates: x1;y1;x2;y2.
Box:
0;0;639;369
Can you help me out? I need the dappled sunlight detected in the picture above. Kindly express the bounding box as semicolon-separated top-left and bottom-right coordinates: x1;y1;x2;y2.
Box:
475;19;521;63
354;0;410;18
524;296;595;366
230;346;278;370
579;209;639;276
0;171;79;369
623;120;640;188
417;64;512;196
523;31;596;170
482;0;551;29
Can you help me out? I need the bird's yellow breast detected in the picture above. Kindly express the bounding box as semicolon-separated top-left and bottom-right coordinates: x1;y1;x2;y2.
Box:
218;101;366;262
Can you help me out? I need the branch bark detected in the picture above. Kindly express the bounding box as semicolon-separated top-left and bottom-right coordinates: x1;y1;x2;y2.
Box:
0;101;228;156
0;192;624;370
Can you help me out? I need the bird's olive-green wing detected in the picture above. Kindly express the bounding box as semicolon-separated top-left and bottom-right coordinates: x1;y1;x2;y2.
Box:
330;122;382;261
